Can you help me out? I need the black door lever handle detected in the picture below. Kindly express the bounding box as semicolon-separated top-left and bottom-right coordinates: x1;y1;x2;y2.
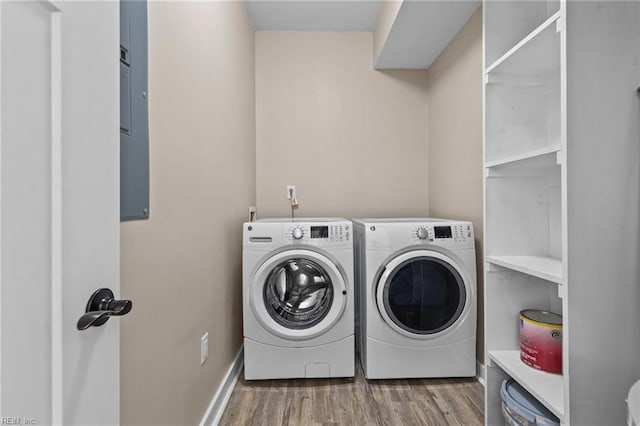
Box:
77;310;116;330
77;288;132;331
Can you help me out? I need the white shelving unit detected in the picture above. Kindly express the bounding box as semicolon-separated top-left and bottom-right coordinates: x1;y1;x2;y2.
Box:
483;1;640;424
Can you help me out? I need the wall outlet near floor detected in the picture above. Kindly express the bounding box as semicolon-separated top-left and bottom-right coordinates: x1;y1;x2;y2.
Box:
201;332;208;365
286;185;296;200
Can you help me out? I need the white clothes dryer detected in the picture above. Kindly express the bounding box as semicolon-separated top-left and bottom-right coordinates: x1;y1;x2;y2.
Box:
242;218;354;380
352;218;477;379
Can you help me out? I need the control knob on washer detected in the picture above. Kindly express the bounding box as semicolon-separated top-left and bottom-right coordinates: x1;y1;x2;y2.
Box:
417;227;429;240
292;227;304;240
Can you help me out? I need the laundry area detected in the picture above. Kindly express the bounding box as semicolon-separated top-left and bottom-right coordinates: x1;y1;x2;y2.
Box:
234;216;483;425
0;1;639;425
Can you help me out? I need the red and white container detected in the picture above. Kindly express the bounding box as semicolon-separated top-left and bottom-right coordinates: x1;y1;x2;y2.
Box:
520;310;562;374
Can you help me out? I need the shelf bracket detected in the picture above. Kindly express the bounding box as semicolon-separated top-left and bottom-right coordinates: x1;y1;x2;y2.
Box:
485;261;506;272
558;284;567;299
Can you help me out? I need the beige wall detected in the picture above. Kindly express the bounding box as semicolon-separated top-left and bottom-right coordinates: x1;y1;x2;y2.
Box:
120;2;255;425
255;31;429;219
426;7;484;363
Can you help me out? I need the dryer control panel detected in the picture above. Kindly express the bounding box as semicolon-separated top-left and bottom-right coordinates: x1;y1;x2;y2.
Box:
351;218;474;251
285;223;350;243
412;223;473;243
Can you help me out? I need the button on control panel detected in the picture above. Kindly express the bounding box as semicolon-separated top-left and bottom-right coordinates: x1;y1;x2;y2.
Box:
292;227;304;240
415;227;434;241
416;227;429;240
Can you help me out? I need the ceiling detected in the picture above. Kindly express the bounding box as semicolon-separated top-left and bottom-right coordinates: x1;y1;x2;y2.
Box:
247;0;384;31
375;0;480;69
246;0;481;70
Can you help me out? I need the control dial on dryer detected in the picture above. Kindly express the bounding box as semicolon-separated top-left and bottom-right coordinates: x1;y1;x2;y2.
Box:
292;227;304;240
417;227;429;240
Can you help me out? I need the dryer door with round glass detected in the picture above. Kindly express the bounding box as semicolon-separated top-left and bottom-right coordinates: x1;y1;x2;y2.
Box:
250;249;347;340
376;250;469;338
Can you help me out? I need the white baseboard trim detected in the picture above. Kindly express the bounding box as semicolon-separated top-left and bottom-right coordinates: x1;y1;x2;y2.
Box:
476;360;486;386
200;345;244;426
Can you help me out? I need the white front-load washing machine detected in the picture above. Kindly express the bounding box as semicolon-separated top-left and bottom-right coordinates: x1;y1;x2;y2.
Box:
352;218;476;379
242;218;354;380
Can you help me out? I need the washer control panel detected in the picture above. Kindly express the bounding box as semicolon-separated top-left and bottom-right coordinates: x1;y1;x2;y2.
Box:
285;223;350;243
412;223;473;243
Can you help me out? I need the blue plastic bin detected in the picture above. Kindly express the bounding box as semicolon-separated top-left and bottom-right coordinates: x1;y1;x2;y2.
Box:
500;379;560;426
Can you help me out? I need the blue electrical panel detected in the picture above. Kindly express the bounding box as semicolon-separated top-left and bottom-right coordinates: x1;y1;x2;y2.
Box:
120;0;149;221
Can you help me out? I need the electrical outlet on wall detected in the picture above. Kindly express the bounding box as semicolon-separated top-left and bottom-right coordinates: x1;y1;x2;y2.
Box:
201;332;208;366
286;185;296;200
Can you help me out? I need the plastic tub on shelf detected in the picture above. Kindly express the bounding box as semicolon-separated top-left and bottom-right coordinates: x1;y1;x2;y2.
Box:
500;379;560;426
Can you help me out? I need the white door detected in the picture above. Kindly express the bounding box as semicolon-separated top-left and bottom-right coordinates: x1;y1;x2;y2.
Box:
0;1;120;425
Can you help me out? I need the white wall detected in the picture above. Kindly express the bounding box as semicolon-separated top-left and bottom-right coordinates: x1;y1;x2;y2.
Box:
373;0;403;64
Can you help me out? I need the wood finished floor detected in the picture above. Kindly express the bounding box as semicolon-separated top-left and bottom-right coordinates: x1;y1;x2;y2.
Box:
219;361;484;425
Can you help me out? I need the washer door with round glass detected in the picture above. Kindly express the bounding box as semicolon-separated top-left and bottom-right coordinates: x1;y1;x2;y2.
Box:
376;250;469;338
250;249;347;340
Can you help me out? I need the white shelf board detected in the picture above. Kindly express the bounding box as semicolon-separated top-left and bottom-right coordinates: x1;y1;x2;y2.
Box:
486;255;563;284
485;145;562;169
485;11;561;75
489;350;564;421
